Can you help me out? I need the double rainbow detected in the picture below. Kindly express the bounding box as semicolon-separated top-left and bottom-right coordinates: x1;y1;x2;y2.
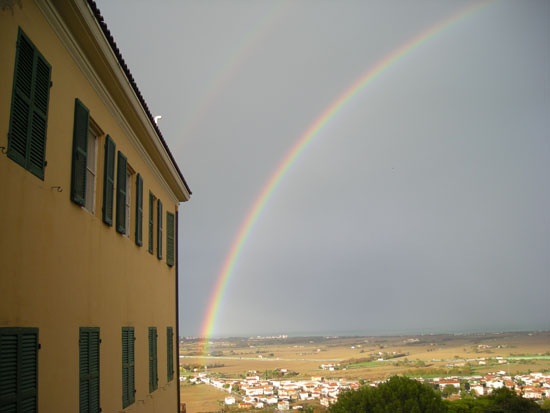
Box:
200;1;493;351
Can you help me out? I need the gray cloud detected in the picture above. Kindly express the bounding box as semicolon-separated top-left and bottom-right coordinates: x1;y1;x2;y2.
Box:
96;0;550;337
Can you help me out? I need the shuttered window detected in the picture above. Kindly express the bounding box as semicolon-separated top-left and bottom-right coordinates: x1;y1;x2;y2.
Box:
135;174;143;246
148;327;158;393
116;151;127;234
0;328;39;412
166;327;174;382
70;99;89;206
148;192;154;254
157;200;163;260
121;327;135;408
102;135;116;226
7;28;51;180
79;328;100;413
166;212;175;267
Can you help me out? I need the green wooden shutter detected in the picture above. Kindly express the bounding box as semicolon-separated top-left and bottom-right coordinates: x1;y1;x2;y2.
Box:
166;327;174;381
8;28;51;180
79;328;100;413
128;329;135;405
148;328;158;393
122;327;135;408
148;192;154;254
89;330;100;413
71;99;89;206
116;151;127;234
135;174;143;246
0;328;38;412
157;200;163;260
166;212;175;267
102;135;116;226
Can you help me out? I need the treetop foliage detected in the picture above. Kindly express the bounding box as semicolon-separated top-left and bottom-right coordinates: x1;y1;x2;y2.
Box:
329;376;541;413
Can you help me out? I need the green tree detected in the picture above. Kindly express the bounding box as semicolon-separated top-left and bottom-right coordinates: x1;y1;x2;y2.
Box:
445;387;541;412
442;385;459;398
329;376;446;413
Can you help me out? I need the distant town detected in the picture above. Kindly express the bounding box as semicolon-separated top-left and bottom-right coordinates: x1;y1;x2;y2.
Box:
182;365;550;409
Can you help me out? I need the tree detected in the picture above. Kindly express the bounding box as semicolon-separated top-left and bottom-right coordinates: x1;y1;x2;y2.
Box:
442;385;459;398
445;387;541;412
329;376;446;413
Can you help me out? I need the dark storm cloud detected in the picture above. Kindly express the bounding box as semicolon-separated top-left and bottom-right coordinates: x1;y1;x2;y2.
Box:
95;0;550;337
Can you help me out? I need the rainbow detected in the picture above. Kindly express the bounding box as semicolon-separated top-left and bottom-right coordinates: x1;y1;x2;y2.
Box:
200;1;493;351
181;1;293;141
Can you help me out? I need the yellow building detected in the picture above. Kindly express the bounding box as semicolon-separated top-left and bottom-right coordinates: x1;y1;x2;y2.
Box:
0;1;191;412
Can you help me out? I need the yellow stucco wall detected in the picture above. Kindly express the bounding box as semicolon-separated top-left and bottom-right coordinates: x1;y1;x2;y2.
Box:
1;2;182;412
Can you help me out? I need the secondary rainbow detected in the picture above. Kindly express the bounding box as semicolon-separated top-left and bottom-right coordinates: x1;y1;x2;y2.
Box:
200;1;492;350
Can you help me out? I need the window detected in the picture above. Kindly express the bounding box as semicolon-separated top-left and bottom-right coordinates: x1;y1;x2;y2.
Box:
0;328;39;411
84;121;101;214
122;327;135;408
157;199;163;260
115;151;127;235
166;211;175;267
166;327;174;382
135;174;143;246
125;167;132;237
148;327;158;393
102;135;116;225
71;99;90;206
79;328;100;413
148;191;155;254
7;28;51;180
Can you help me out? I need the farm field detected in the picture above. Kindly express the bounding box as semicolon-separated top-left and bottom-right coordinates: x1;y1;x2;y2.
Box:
180;331;550;380
180;383;228;413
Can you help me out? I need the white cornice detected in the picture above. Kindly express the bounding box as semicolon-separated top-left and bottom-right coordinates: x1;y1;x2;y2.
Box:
34;0;189;205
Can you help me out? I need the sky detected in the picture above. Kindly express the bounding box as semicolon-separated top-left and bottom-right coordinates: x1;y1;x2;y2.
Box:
95;0;550;338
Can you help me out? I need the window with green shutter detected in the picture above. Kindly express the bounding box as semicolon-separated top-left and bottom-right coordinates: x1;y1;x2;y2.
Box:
148;327;158;393
148;191;154;254
122;327;135;408
79;327;100;413
7;28;51;180
71;99;90;206
166;212;175;267
166;327;174;382
135;174;143;246
102;135;116;226
116;151;127;234
157;200;163;260
0;328;39;412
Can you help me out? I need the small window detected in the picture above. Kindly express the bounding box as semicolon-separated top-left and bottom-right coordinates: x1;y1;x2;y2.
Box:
148;327;158;393
166;211;175;267
166;327;174;381
84;121;101;214
125;166;133;237
122;327;135;408
102;135;116;226
79;327;100;413
0;328;39;411
7;29;51;180
135;174;143;246
157;199;163;260
148;191;155;254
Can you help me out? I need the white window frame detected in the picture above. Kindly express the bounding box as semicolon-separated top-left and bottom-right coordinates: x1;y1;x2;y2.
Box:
84;120;101;214
125;165;134;237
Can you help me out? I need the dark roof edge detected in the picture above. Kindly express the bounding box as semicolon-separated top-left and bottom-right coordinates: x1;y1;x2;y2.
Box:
86;0;191;196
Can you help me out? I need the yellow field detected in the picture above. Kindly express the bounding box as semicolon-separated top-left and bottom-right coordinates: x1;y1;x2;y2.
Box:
180;383;228;413
180;331;550;381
